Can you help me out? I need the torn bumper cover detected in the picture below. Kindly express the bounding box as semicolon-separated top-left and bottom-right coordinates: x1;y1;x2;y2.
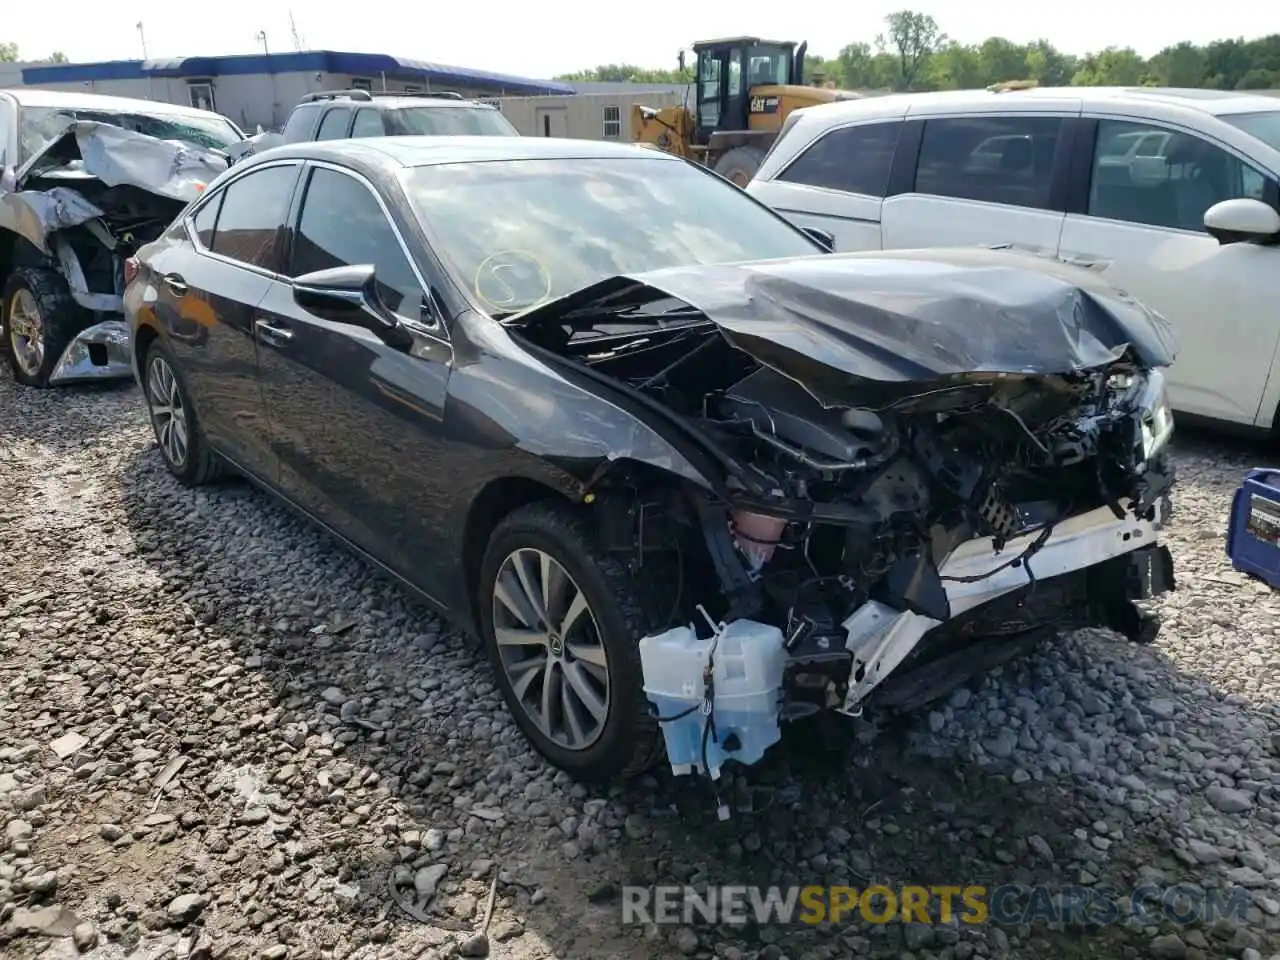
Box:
508;247;1180;784
48;319;132;385
840;499;1172;715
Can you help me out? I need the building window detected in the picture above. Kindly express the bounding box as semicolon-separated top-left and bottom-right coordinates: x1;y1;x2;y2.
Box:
350;78;373;91
187;81;215;112
603;105;621;138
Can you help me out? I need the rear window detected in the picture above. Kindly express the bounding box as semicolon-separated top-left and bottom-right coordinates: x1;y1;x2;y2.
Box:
19;105;242;163
387;106;518;137
1222;110;1280;154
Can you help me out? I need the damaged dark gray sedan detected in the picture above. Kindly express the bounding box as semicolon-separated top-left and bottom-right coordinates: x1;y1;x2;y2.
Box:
0;89;244;387
125;137;1178;784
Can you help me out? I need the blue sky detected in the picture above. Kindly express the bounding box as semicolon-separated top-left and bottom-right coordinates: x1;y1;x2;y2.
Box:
7;0;1278;78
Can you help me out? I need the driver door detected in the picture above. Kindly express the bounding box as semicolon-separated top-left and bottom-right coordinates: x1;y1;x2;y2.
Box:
253;161;457;602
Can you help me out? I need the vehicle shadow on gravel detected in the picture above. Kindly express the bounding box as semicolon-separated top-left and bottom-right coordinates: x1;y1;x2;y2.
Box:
112;436;1280;960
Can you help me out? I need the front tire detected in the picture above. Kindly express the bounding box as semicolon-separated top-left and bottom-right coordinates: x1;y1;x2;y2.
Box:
1;267;87;388
478;501;664;781
713;146;766;187
141;338;223;486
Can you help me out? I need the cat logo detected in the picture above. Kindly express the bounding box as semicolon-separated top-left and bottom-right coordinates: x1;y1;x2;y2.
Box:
749;96;781;114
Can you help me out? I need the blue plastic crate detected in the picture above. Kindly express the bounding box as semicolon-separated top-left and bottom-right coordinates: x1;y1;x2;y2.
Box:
1226;468;1280;588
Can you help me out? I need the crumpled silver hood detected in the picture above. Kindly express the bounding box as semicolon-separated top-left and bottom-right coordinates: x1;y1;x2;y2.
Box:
0;120;232;252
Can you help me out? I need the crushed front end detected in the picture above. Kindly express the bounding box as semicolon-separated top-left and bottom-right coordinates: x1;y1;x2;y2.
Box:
1;121;232;385
508;250;1180;787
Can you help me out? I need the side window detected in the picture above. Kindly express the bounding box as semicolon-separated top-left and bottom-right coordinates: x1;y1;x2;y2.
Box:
315;108;352;141
206;165;298;269
192;193;223;247
0;99;12;167
351;108;385;138
281;104;321;143
915;115;1063;211
1087;119;1268;233
698;51;721;129
778;121;902;197
290;167;424;317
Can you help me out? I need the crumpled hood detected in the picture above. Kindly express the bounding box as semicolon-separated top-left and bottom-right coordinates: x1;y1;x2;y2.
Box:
14;120;231;200
515;247;1179;399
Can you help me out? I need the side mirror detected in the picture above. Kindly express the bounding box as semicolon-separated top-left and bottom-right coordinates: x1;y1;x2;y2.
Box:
1204;198;1280;246
801;226;836;252
291;264;413;350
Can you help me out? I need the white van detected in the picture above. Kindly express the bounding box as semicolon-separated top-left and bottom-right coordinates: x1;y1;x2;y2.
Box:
747;87;1280;432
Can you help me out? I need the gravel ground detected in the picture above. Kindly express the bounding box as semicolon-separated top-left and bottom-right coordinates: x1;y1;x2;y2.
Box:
2;376;1280;960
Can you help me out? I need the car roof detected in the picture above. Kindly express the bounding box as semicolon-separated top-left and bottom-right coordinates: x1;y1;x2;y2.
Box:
247;135;682;171
802;85;1280;124
0;86;230;120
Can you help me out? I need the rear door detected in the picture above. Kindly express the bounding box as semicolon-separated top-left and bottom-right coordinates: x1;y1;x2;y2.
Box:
880;104;1081;256
1057;115;1280;427
253;161;457;601
148;160;302;479
746;119;904;252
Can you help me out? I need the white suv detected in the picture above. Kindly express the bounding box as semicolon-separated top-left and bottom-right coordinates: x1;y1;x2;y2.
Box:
747;87;1280;432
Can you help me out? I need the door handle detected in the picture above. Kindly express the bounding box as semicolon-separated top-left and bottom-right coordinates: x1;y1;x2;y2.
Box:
1059;254;1109;271
254;319;294;346
162;273;187;296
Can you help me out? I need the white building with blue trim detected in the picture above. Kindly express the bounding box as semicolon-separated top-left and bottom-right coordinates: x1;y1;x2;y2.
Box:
2;51;575;132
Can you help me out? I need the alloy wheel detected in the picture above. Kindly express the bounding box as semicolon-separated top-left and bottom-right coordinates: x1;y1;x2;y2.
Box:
147;355;189;469
8;289;45;377
491;548;611;750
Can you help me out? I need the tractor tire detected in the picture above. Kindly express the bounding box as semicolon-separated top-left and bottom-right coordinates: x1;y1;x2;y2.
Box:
713;146;767;187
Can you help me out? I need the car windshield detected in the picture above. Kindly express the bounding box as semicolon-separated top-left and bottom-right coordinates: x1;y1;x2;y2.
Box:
19;106;243;163
391;106;518;137
1222;110;1280;154
399;156;822;315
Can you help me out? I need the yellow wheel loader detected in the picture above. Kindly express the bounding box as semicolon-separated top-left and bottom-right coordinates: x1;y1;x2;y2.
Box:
631;37;864;185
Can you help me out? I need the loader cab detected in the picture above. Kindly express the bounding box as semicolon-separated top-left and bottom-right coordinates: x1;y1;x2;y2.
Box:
693;37;801;145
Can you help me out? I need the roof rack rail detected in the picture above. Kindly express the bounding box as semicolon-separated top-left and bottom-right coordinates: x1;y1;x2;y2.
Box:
370;90;468;101
300;89;472;104
301;89;375;103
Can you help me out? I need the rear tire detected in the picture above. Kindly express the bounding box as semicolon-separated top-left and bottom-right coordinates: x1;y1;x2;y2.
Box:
478;501;665;781
141;338;223;486
1;267;88;388
713;146;766;187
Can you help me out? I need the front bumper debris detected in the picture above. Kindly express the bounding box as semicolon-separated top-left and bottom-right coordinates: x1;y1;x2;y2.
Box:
840;499;1167;715
49;319;133;385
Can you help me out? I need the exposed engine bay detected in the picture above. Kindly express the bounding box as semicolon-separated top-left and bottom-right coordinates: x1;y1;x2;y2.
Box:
507;250;1179;789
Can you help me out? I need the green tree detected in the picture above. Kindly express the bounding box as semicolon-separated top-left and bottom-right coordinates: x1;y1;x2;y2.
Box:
1147;42;1206;86
0;41;18;62
976;37;1030;85
879;10;946;90
834;41;890;89
554;18;1280;96
1072;47;1149;86
1025;40;1078;86
48;51;68;63
555;64;687;84
928;41;984;90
